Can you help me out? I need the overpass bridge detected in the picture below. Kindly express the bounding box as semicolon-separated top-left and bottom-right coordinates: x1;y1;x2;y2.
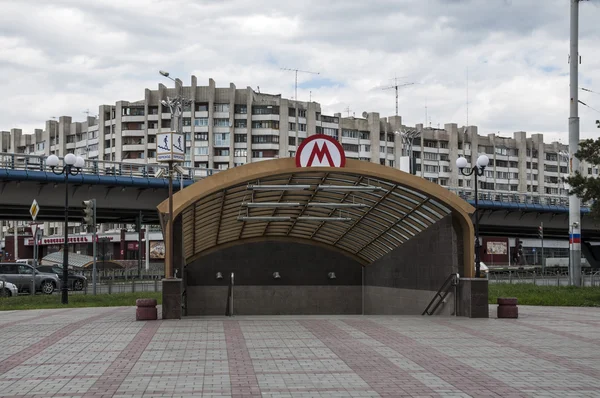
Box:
0;153;597;238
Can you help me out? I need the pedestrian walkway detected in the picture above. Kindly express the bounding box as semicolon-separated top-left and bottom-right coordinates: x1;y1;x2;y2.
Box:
0;306;599;397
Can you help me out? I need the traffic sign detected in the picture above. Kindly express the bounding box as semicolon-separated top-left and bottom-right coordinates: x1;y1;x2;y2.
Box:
157;132;185;162
30;199;40;221
295;135;346;168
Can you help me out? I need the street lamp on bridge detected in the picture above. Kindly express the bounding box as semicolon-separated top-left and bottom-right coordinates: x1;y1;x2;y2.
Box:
456;154;489;278
46;153;85;304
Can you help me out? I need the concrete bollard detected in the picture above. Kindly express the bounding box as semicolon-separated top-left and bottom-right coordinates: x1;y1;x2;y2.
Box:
497;297;518;319
136;298;158;321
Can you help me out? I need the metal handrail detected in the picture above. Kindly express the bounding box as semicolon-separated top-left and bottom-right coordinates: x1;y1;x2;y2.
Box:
422;273;459;316
0;152;220;180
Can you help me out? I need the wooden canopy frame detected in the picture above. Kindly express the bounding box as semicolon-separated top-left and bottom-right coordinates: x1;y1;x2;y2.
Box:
157;158;476;277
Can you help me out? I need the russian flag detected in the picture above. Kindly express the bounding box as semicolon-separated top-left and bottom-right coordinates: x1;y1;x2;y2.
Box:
569;233;581;244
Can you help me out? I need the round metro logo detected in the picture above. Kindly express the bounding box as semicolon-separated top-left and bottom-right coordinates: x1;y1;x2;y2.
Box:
295;134;346;168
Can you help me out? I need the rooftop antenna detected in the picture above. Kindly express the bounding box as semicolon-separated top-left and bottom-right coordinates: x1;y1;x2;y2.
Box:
380;75;415;116
466;67;469;128
280;67;320;101
344;106;352;117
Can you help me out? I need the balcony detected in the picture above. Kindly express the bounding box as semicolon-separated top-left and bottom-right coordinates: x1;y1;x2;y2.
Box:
122;115;146;123
195;111;209;118
160;127;172;133
122;130;145;137
147;114;159;121
213;155;230;163
252;114;280;121
122;144;145;152
147;128;158;135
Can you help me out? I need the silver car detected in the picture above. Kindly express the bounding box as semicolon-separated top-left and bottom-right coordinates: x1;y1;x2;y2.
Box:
0;263;61;294
0;280;18;297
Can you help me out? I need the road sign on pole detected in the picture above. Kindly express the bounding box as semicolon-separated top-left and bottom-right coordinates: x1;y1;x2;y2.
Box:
30;199;40;221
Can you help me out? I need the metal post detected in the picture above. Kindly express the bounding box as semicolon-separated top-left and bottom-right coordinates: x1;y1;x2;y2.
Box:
145;229;150;271
62;167;70;304
541;222;545;274
166;161;174;279
92;199;97;295
569;0;582;287
474;171;481;278
32;229;38;295
137;211;143;279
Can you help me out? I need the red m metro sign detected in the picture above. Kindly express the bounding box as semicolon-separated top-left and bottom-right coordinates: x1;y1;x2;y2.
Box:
295;135;346;168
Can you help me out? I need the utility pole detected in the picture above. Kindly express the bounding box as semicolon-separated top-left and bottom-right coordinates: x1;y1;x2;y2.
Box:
539;223;545;274
381;77;415;116
281;67;320;147
569;0;588;287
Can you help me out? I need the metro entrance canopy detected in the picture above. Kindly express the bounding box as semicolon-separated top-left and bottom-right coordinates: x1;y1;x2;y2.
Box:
157;135;475;280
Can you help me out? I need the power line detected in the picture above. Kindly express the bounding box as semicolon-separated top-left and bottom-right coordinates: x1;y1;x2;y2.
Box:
578;100;600;114
581;87;600;95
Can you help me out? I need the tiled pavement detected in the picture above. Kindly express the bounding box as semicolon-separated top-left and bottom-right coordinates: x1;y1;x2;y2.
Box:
0;306;599;397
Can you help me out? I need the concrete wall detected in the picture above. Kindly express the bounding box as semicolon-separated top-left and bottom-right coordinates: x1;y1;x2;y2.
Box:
364;215;461;315
185;241;363;315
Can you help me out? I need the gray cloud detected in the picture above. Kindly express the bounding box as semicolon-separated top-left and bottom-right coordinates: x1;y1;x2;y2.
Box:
1;0;599;143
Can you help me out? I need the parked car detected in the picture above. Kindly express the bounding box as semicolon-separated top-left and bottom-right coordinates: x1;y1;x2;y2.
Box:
0;280;18;297
36;265;87;291
0;263;61;294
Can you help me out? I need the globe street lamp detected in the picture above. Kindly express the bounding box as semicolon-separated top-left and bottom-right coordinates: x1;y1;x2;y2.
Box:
456;154;489;278
47;153;85;304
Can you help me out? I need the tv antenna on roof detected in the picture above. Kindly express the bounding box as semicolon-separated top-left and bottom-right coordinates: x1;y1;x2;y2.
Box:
380;75;415;116
280;67;320;101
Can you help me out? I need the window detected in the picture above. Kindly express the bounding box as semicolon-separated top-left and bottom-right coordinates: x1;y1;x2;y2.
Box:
214;103;230;113
37;142;45;151
289;137;296;146
194;147;208;156
342;143;359;152
298;109;306;118
443;166;451;173
252;120;279;129
195;132;208;141
122;107;144;116
361;144;370;152
439;178;449;186
234;149;247;157
321;115;339;123
235;105;247;114
440;154;449;161
194;118;208;127
196;103;209;112
252;150;279;158
546;153;558;161
359;131;370;140
424;165;439;173
234;134;247;143
252;105;279;115
424;140;436;148
214;133;230;147
481;182;495;190
214;148;230;156
214;118;229;127
388;160;394;167
148;121;158;129
323;128;338;138
342;129;359;139
298;123;306;132
289;122;296;131
485;170;494;178
387;147;394;154
423;152;438;161
252;135;279;144
544;165;558;173
234;119;247;128
439;141;449;149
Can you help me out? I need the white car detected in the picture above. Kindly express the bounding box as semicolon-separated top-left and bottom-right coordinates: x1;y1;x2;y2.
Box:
1;280;18;297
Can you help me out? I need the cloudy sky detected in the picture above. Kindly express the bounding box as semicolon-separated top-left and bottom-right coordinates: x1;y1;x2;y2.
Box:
1;0;599;144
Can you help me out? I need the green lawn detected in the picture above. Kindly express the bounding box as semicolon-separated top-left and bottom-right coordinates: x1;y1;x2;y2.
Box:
489;284;600;307
0;292;162;311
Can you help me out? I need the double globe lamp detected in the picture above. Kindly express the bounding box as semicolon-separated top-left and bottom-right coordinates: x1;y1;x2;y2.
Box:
46;153;85;304
456;154;489;278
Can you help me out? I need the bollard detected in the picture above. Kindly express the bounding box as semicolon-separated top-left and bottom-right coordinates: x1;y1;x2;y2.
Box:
136;298;158;321
497;297;518;318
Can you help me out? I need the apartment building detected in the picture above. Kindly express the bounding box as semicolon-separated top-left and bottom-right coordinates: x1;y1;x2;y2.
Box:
1;75;597;244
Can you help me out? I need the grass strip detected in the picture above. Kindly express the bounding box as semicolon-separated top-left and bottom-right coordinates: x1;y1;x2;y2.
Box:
0;292;162;311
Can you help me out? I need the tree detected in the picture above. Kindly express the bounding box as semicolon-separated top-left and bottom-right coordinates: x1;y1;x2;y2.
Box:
564;138;600;219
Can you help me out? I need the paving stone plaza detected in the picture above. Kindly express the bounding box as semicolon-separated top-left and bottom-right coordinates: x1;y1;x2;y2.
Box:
0;306;599;397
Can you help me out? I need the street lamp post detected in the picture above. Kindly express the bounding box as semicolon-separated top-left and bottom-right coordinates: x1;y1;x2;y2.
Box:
158;70;192;279
456;154;490;278
47;153;85;304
